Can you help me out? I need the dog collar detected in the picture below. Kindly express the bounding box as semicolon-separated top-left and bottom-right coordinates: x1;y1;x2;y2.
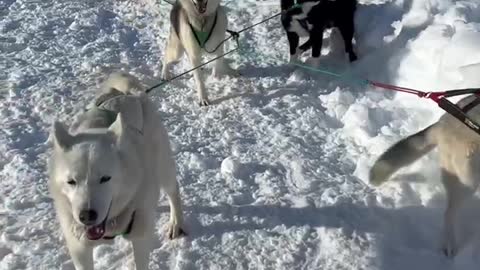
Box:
103;211;136;240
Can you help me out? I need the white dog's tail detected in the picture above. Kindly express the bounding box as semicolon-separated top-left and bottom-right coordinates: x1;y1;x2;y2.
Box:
369;124;438;186
100;72;144;96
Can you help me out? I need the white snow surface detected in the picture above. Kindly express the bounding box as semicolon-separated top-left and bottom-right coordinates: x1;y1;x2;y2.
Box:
2;0;480;269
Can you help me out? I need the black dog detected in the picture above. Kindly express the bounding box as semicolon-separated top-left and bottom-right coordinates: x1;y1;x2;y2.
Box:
281;0;358;65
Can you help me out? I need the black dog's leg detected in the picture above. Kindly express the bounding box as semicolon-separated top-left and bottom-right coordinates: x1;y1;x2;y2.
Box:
310;27;324;67
299;39;312;52
338;19;357;62
286;31;300;63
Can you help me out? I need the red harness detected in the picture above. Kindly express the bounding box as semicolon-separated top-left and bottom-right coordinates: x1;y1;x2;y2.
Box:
368;81;480;135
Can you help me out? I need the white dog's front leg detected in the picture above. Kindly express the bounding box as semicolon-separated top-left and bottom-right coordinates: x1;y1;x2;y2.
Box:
164;181;185;239
441;169;475;257
192;62;210;106
65;237;94;270
131;237;152;270
187;53;209;106
162;31;184;81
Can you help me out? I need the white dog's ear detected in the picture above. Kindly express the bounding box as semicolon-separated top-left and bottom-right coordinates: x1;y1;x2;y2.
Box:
108;112;126;145
52;121;73;150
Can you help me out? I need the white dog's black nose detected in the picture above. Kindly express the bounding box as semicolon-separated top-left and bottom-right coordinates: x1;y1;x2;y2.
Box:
79;209;98;225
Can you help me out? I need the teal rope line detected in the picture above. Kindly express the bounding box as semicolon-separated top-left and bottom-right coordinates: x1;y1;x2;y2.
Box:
292;62;371;87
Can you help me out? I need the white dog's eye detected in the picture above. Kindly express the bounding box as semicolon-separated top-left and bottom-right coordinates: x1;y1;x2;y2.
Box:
67;179;77;186
100;176;111;184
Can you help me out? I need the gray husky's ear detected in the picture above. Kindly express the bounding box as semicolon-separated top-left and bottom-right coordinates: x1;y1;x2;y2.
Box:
108;112;126;144
53;121;73;150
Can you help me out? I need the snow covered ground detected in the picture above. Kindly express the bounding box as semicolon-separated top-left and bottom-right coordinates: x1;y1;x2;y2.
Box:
2;0;480;269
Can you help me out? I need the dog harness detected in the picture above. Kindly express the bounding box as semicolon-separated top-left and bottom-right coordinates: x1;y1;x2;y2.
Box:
103;211;136;240
91;88;126;126
461;95;480;113
90;88;144;135
95;88;124;107
170;1;218;50
189;11;218;49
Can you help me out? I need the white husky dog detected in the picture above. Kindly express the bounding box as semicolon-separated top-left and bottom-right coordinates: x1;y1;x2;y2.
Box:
162;0;238;106
370;95;480;257
49;73;185;270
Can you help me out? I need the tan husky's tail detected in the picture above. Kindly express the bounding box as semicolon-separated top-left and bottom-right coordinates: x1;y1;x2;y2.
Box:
369;124;438;186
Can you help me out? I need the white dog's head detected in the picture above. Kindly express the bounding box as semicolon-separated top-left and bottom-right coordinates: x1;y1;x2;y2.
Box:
50;114;127;240
180;0;221;16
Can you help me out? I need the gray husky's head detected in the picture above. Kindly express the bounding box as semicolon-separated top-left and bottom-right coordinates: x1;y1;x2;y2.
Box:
49;114;127;240
180;0;221;16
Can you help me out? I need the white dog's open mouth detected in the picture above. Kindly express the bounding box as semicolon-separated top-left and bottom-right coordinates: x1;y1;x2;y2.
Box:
85;202;111;240
85;218;107;240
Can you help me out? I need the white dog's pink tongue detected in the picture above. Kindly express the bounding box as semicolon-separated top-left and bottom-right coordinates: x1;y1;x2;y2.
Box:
86;225;105;240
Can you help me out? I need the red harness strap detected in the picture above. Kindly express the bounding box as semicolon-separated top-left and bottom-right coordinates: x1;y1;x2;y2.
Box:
367;81;480;135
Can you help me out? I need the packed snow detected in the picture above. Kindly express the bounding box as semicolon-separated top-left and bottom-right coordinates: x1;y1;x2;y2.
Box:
2;0;480;269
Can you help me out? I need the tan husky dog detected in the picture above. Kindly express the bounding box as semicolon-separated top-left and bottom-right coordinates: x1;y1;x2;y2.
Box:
370;95;480;257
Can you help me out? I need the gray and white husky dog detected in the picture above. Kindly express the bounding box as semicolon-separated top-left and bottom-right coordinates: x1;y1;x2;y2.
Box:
370;95;480;257
162;0;238;106
49;73;185;269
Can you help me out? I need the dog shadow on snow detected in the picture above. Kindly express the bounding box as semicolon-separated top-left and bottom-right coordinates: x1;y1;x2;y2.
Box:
157;191;480;269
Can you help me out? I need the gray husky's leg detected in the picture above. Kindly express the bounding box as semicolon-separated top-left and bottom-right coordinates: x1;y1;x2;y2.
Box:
187;52;210;106
162;31;184;80
212;9;239;78
441;169;474;257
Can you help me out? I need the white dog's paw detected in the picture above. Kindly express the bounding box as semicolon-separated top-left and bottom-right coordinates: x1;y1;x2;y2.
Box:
168;222;187;240
161;67;172;81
